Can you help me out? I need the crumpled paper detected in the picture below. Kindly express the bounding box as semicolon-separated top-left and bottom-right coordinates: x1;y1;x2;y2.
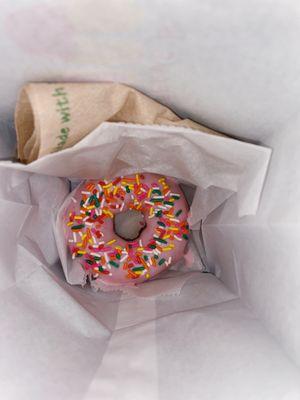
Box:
1;121;271;296
15;82;223;163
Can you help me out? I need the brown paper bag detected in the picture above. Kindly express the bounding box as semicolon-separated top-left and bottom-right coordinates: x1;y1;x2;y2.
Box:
15;82;223;163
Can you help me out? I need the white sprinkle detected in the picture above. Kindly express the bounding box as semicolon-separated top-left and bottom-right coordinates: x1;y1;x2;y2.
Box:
139;239;143;247
120;254;128;263
68;239;74;243
174;235;183;241
71;197;77;203
143;250;154;254
145;201;154;206
167;257;172;264
92;236;97;244
80;210;85;214
73;232;77;242
120;202;125;211
72;253;76;259
79;232;83;238
170;218;180;223
85;222;93;226
91;252;100;257
81;191;91;195
149;258;153;265
104;253;110;263
100;198;105;209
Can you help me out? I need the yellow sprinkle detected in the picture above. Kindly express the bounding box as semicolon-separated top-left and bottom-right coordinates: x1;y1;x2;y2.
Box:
166;214;174;218
136;203;142;210
107;239;117;245
74;216;83;220
147;189;152;198
146;273;150;279
163;235;171;239
115;246;123;251
76;242;83;247
169;227;179;232
86;205;95;210
77;250;86;255
134;271;143;276
162;246;175;252
103;209;113;218
88;239;93;244
113;186;118;195
82;234;87;240
136;174;140;185
137;247;144;251
67;222;73;226
103;182;113;189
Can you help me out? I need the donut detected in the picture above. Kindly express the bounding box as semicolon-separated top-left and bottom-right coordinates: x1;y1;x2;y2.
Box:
63;173;189;290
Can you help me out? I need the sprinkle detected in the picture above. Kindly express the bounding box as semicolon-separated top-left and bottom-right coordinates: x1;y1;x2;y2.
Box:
71;197;77;203
71;224;85;230
158;258;166;266
174;235;183;241
109;260;119;268
106;239;117;245
132;266;145;272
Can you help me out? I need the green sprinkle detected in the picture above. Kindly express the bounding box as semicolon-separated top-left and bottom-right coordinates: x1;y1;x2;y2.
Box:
109;261;119;268
163;201;174;206
143;255;149;261
71;224;85;230
151;198;163;202
157;221;166;227
126;186;131;193
158;258;166;266
183;234;189;240
172;195;180;200
116;253;121;260
98;266;104;272
132;266;145;272
149;244;156;249
155;210;163;217
94;199;100;208
154;255;159;260
86;211;91;216
156;238;167;244
152;189;162;195
85;259;93;265
80;200;85;206
93;256;101;261
88;195;95;204
175;209;182;217
75;253;83;258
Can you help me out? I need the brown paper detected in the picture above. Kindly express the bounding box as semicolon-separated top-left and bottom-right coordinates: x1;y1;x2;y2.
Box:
15;82;223;163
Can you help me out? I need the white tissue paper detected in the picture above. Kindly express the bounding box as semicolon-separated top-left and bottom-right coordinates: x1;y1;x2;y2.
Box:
2;122;300;400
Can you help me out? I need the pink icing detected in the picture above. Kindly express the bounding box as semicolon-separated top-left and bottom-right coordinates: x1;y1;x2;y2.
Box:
63;173;189;290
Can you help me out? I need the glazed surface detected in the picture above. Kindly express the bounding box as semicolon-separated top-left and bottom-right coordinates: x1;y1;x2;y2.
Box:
64;173;189;289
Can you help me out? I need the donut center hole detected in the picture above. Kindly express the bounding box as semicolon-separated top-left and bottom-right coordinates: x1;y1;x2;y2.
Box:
114;210;146;241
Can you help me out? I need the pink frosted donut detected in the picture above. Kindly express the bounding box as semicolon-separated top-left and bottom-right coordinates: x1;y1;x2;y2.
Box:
64;173;189;290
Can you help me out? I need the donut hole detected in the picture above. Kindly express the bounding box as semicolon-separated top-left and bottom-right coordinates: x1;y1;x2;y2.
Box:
114;209;146;241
